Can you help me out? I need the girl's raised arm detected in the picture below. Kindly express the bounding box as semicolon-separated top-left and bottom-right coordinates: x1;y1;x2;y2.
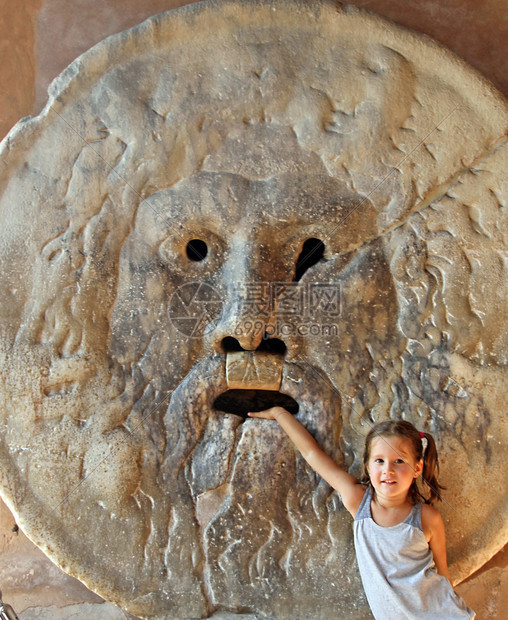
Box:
248;406;365;517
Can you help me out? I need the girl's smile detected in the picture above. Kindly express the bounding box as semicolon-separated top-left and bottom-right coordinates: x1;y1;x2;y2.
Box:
367;435;423;503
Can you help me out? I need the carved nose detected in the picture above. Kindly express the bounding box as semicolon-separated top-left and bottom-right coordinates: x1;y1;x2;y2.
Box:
225;319;269;351
210;269;278;352
209;237;292;352
209;300;270;351
221;335;287;355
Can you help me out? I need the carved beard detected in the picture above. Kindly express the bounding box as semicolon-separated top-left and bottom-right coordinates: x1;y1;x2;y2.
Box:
138;353;348;609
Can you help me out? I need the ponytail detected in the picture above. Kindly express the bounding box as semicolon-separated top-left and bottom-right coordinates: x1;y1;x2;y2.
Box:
419;431;445;504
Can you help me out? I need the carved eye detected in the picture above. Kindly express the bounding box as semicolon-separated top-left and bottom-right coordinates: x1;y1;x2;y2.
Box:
294;238;325;281
159;230;226;270
186;239;208;261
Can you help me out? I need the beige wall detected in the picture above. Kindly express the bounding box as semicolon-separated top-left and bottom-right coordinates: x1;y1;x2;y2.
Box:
0;1;507;618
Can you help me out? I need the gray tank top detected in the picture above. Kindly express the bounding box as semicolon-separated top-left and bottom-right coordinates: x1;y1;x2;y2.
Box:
353;487;475;619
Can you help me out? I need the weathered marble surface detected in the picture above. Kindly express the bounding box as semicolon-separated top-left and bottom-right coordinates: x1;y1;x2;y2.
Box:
0;1;506;618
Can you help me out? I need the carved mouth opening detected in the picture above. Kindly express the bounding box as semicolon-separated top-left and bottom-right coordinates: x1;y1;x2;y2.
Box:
213;389;299;420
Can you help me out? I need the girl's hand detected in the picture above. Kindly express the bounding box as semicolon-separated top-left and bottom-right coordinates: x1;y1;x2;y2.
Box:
247;406;288;421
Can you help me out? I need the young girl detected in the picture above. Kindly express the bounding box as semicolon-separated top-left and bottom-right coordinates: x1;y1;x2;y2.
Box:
248;407;475;619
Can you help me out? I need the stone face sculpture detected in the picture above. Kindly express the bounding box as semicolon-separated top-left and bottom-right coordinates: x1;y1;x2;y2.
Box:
0;1;507;618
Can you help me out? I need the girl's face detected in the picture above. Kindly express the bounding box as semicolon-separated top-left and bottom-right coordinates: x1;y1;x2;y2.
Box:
367;435;423;502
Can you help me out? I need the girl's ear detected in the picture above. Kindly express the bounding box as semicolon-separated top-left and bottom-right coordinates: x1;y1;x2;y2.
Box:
414;458;424;478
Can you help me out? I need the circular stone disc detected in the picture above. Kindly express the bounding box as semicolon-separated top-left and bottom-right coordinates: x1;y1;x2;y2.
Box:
0;1;507;618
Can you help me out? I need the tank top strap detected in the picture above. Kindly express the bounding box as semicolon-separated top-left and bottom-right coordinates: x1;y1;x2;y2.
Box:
404;500;423;531
354;487;424;530
354;486;372;521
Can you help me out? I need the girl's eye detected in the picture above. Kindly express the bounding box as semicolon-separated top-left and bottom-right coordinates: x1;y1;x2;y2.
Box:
395;459;404;464
375;459;383;463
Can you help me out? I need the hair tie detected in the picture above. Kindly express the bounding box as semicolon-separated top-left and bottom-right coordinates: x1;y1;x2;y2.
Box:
419;431;428;457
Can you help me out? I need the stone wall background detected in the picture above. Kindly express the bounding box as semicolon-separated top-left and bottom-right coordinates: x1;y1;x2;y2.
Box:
0;1;506;618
